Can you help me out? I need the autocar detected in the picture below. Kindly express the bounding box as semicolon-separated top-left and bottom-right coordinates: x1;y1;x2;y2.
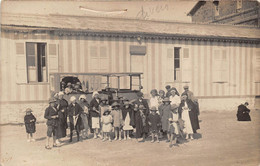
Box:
49;72;143;104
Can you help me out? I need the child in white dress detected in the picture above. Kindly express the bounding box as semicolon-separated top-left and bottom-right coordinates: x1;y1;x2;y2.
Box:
101;110;113;142
122;101;134;140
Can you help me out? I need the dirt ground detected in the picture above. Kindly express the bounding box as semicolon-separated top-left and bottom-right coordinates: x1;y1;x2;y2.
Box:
0;110;259;166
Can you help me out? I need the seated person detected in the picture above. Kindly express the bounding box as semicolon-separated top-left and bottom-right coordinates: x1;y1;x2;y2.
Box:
237;102;251;121
65;82;73;94
73;82;83;93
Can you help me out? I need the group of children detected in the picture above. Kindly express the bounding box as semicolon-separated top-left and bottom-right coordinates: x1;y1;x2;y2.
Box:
24;85;200;149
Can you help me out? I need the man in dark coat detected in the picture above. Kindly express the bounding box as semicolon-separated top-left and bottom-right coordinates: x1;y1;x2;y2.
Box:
44;98;59;149
56;92;68;143
237;102;251;121
68;96;84;142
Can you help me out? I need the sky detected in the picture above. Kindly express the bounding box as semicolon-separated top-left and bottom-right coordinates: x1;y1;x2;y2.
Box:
1;1;196;22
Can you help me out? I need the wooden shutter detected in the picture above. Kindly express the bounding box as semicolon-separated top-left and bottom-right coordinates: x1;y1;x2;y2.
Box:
48;44;59;74
16;43;27;83
89;46;99;72
255;51;260;82
166;48;174;82
213;49;228;82
182;48;192;82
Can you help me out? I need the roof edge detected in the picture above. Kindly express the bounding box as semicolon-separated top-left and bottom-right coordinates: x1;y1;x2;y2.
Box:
1;24;259;44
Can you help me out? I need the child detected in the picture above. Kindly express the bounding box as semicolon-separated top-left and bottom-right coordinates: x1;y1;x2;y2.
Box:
168;107;180;148
122;101;133;140
24;108;36;142
101;109;113;142
159;97;172;141
44;98;59;149
79;95;89;139
99;96;110;139
111;102;123;141
147;107;161;143
150;89;159;111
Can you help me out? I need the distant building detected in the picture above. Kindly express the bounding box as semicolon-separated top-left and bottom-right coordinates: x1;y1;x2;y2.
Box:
187;0;260;27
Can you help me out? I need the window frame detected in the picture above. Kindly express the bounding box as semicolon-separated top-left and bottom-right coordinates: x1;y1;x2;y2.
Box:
26;42;48;83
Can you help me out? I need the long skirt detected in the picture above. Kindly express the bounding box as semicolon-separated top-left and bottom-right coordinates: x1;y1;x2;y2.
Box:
182;109;193;134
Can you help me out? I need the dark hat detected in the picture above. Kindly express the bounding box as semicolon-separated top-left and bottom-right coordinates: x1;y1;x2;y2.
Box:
137;92;143;97
150;89;158;95
111;102;120;108
103;109;110;115
49;97;57;103
183;85;189;89
162;97;171;103
150;106;157;111
165;85;171;89
244;102;249;105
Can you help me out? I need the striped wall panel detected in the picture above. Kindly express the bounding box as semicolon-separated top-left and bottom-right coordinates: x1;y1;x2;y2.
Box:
0;31;259;103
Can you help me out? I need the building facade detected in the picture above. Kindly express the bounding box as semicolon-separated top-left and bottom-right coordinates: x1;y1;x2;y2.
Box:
188;0;260;27
1;12;260;123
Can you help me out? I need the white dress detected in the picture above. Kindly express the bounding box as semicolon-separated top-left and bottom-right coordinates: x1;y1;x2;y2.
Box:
181;102;193;134
123;112;133;130
101;115;113;132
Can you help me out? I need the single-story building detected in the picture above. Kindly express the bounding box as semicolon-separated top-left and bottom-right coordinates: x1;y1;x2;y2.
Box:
1;9;260;123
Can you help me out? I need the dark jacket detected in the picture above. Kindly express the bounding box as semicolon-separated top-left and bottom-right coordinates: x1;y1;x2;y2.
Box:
237;104;251;121
24;114;36;133
44;106;59;127
122;107;134;121
68;102;84;131
89;98;100;117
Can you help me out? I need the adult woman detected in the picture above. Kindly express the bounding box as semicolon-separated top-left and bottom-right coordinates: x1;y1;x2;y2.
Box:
56;92;68;144
89;91;101;138
178;93;200;140
78;94;90;139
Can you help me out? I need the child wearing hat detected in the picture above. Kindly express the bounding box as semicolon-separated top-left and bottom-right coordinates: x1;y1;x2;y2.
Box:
159;97;172;141
44;98;59;149
101;109;113;142
111;102;123;141
24;108;36;142
99;96;110;139
168;107;181;148
147;107;161;143
122;101;134;140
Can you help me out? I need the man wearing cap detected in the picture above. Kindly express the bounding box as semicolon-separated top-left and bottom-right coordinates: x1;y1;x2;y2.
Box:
182;85;200;116
182;85;195;103
68;96;84;142
56;92;68;144
44;98;59;149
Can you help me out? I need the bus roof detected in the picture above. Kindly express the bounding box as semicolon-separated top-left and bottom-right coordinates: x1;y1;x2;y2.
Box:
49;72;143;77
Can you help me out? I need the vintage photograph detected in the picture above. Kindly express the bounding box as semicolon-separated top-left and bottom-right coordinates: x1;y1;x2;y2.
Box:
0;0;259;165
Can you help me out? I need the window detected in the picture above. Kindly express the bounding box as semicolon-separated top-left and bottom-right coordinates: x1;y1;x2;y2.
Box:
174;47;181;81
237;0;242;10
212;49;228;82
26;43;47;82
